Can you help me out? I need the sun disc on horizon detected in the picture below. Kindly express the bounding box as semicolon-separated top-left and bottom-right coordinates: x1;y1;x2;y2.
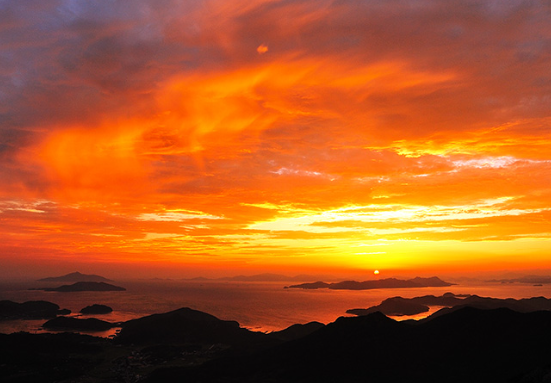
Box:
374;270;380;275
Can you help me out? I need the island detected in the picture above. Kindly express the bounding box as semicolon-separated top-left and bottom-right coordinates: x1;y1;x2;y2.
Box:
287;276;453;290
42;316;117;331
32;282;126;292
0;300;70;320
347;292;551;317
80;304;113;314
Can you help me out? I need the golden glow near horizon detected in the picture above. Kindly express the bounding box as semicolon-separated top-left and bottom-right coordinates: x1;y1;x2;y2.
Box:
1;0;551;278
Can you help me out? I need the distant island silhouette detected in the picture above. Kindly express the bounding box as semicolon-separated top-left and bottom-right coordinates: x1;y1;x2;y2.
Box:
287;276;453;290
32;281;126;292
37;271;112;283
487;275;551;284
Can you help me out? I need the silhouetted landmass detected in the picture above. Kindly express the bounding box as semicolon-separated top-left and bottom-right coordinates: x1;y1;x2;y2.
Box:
34;281;126;292
286;281;330;289
348;293;551;317
115;307;268;349
4;303;551;382
347;296;430;316
0;300;70;320
288;276;453;290
145;307;551;383
266;321;325;342
80;304;113;314
37;271;112;283
0;332;107;382
43;316;117;331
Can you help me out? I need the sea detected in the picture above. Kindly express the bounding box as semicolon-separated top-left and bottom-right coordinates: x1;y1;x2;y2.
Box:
1;279;550;338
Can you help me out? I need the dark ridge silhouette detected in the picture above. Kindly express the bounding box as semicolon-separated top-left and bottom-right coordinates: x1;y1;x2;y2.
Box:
34;281;126;292
145;307;551;383
347;296;430;316
266;321;325;342
37;271;112;283
348;293;551;317
0;300;70;320
42;316;117;331
80;304;113;314
3;304;551;382
288;276;453;290
0;332;107;382
115;307;268;349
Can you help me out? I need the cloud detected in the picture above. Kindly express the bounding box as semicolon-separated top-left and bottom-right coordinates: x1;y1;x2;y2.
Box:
1;0;551;275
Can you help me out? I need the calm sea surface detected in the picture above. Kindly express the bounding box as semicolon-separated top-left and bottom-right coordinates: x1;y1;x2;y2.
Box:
1;279;550;336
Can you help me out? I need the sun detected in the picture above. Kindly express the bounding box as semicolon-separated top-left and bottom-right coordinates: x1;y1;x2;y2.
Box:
374;270;380;275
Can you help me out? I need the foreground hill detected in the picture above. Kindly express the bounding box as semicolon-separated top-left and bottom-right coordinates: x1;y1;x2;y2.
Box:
3;303;551;382
115;307;268;349
147;307;551;383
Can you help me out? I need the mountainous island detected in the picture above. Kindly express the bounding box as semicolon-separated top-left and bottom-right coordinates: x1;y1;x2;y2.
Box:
2;298;551;382
32;282;126;292
287;276;454;290
0;300;70;320
347;292;551;317
37;272;112;283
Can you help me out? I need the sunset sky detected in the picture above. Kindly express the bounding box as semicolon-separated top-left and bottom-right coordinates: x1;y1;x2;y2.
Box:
1;0;550;280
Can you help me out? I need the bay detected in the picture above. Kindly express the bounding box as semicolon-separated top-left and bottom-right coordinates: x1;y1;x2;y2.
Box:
1;279;550;337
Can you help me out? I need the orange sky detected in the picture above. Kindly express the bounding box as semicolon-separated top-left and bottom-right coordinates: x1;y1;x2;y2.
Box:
1;0;551;280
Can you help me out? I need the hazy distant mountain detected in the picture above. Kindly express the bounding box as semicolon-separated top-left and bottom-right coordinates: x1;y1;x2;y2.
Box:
183;273;327;282
37;271;112;283
220;273;322;282
288;276;454;290
487;275;551;284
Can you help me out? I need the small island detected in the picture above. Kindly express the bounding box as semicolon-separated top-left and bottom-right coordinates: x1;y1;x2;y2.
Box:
32;282;126;292
42;316;117;331
80;304;113;314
